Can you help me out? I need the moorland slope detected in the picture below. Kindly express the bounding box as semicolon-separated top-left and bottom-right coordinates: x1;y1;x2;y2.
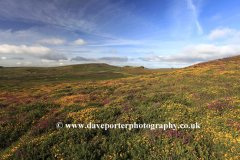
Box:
0;56;239;159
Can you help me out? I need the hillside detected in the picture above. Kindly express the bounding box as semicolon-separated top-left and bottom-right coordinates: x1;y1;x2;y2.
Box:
0;63;181;90
0;56;240;159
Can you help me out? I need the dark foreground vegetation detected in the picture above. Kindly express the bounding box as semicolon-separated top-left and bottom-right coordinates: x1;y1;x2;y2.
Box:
0;57;239;159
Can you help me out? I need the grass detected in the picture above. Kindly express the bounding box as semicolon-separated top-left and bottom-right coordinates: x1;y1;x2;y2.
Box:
0;56;239;159
0;63;180;91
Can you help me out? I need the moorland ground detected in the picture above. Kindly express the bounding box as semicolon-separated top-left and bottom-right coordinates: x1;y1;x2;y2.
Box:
0;56;239;159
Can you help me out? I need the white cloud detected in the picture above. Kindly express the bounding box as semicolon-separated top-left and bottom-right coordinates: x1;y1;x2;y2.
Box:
17;62;21;65
1;57;6;59
69;39;86;46
206;28;240;44
109;50;117;53
187;0;203;35
59;59;71;62
206;28;236;40
139;44;240;64
145;51;154;54
38;38;66;45
40;59;57;63
24;62;32;65
0;44;67;60
120;62;141;66
182;44;240;58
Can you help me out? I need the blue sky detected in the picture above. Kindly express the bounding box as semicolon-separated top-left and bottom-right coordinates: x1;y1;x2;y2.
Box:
0;0;240;68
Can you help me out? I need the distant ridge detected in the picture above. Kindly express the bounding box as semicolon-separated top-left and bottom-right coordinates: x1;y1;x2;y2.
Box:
123;65;145;69
63;63;112;67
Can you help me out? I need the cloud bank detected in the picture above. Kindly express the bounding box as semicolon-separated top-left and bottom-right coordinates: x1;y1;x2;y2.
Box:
206;28;240;44
0;44;67;60
145;51;154;54
69;39;87;46
139;44;240;63
109;50;117;53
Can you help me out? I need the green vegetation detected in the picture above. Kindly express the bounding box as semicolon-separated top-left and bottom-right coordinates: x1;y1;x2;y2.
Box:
0;63;180;91
0;56;240;159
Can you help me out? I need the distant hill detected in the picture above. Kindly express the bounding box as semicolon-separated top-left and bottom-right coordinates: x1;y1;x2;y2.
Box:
123;65;145;69
0;63;182;89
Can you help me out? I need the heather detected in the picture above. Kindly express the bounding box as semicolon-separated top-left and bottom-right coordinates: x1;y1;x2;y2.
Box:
0;56;240;159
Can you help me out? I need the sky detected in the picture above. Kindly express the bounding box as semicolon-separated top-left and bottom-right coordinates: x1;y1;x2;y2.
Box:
0;0;240;69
